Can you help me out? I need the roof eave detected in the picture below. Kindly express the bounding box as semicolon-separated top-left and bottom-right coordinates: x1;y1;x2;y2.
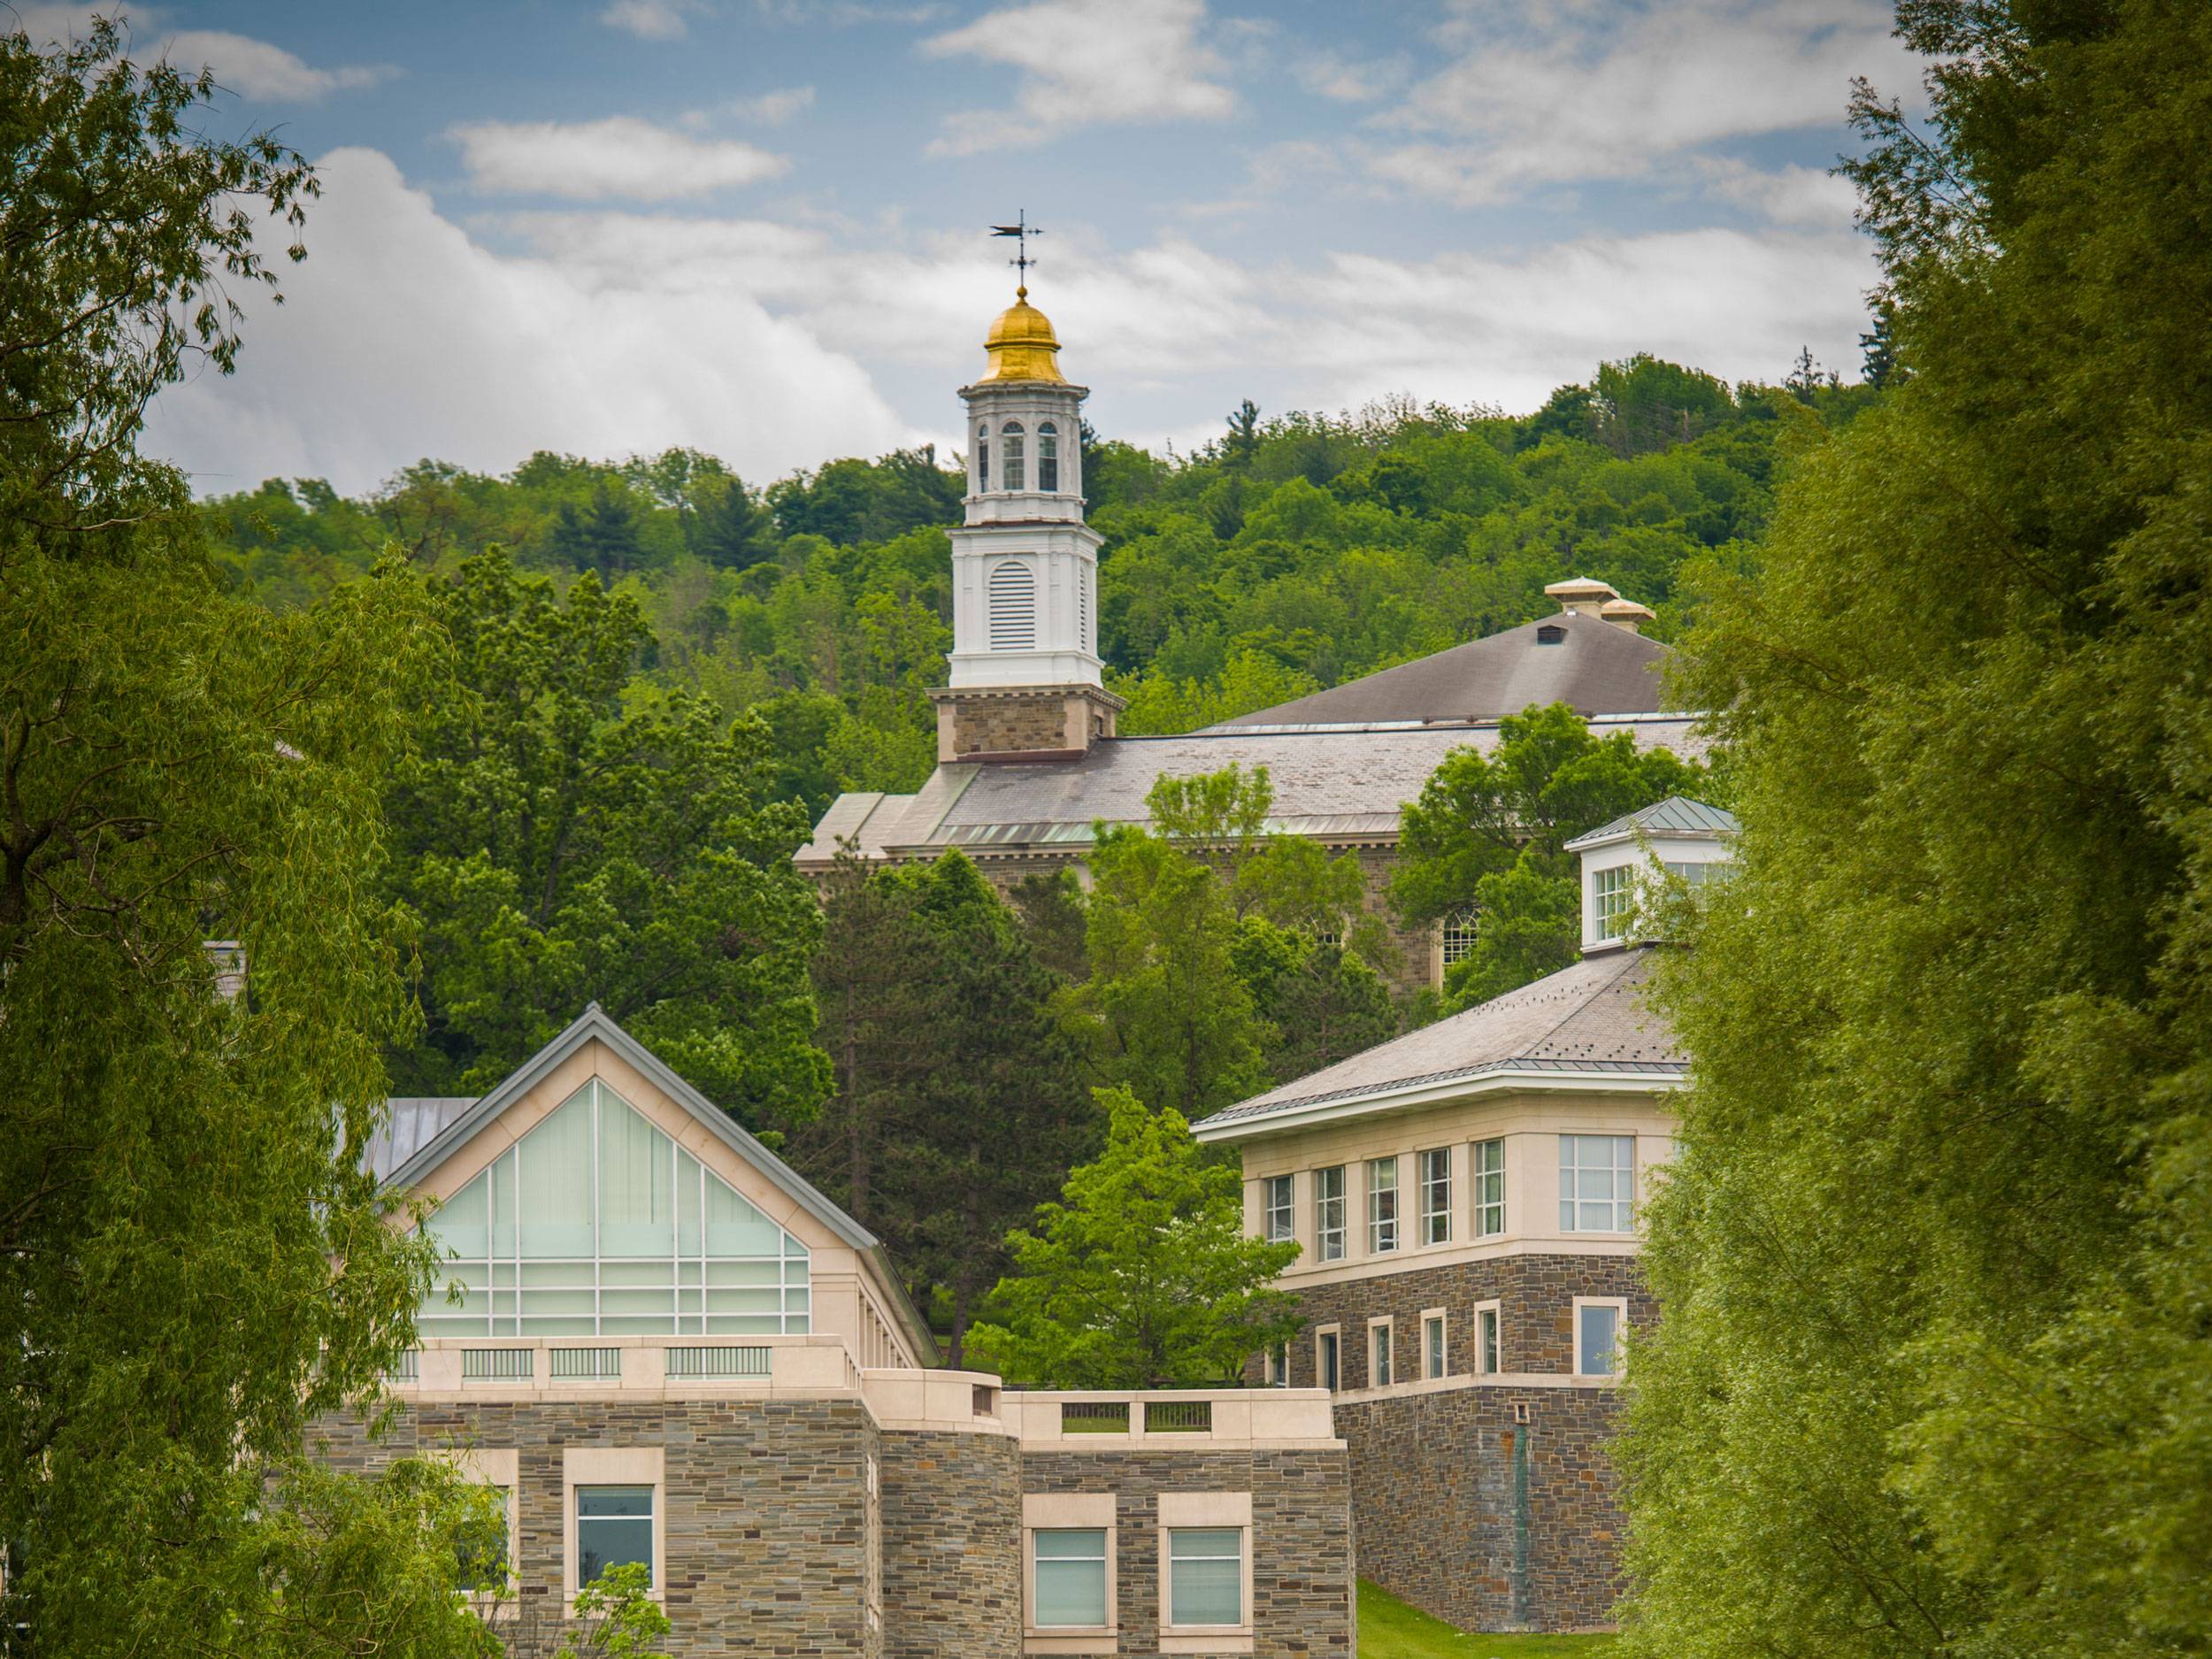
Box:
1192;1063;1687;1144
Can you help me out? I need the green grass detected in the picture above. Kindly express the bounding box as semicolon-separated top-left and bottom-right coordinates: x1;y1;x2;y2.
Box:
1359;1578;1619;1659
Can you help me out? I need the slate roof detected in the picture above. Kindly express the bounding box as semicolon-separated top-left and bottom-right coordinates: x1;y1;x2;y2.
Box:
1193;947;1683;1140
796;711;1710;864
1563;795;1738;851
1210;611;1670;730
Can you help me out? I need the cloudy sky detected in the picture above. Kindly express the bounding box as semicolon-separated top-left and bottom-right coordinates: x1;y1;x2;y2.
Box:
25;2;1919;496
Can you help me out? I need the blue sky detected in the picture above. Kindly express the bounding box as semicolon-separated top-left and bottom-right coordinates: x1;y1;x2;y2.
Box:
23;2;1920;495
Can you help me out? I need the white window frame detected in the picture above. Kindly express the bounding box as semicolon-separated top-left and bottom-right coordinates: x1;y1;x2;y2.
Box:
1574;1296;1629;1378
1593;863;1633;941
1037;420;1060;493
1263;1174;1294;1244
1440;910;1477;967
563;1448;664;1612
1421;1307;1448;1381
1023;1493;1117;1639
1367;1316;1394;1388
1472;1138;1505;1238
1315;1165;1346;1263
1367;1156;1399;1255
1417;1147;1451;1245
1157;1492;1253;1641
1002;420;1027;491
1472;1298;1502;1376
1560;1134;1637;1233
1314;1324;1341;1393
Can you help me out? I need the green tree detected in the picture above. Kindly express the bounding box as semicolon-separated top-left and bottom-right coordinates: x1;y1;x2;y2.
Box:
1620;4;2212;1656
966;1087;1303;1388
383;549;828;1127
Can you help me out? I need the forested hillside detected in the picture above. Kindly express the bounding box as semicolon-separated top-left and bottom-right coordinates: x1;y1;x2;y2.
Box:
204;355;1879;816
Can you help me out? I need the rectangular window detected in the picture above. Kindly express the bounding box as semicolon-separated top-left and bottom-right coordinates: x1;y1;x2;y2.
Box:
457;1486;511;1592
1317;1326;1340;1392
1263;1175;1294;1243
1594;864;1633;941
1369;1319;1393;1387
1576;1300;1624;1377
1168;1528;1244;1628
1473;1138;1505;1237
577;1486;654;1590
1475;1302;1501;1375
1368;1157;1398;1255
1423;1312;1447;1380
1315;1166;1346;1263
1033;1529;1109;1628
1265;1344;1288;1387
1418;1148;1451;1245
1560;1135;1636;1233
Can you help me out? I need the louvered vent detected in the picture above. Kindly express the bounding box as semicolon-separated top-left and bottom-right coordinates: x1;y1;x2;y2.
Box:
1077;565;1089;652
987;561;1036;652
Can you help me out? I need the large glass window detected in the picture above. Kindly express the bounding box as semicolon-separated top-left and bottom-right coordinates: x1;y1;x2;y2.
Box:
1168;1529;1243;1627
577;1486;653;1590
421;1080;810;1339
1002;421;1026;490
1473;1138;1505;1237
1037;421;1059;492
457;1487;511;1592
1593;864;1633;941
1315;1166;1346;1263
1033;1529;1108;1627
1263;1175;1293;1243
1560;1135;1636;1233
1368;1157;1398;1254
1578;1302;1622;1376
1417;1148;1450;1244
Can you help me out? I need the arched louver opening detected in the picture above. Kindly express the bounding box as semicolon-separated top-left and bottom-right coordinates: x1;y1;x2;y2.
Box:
1037;421;1059;492
1002;421;1026;490
987;559;1036;651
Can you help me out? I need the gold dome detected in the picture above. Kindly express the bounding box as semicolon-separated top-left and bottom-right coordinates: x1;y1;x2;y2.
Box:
979;287;1067;384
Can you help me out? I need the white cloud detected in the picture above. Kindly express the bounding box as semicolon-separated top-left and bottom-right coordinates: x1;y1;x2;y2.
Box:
1695;158;1862;229
448;118;787;200
728;85;817;124
921;0;1234;156
153;28;395;99
1366;0;1915;204
141;149;909;496
1291;51;1402;104
598;0;710;39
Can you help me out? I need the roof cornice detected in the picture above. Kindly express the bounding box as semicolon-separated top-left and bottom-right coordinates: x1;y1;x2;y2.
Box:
1191;1060;1686;1144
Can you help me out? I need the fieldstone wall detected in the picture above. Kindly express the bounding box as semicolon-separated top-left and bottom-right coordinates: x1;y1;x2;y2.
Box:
879;1429;1022;1659
1018;1446;1356;1659
313;1398;880;1657
948;692;1076;757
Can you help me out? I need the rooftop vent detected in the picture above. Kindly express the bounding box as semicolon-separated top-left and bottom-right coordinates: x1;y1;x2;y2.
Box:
1601;597;1656;635
1535;624;1566;645
1543;575;1620;617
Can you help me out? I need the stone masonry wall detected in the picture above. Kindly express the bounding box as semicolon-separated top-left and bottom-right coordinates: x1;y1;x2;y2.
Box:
949;694;1073;757
1018;1447;1356;1659
879;1428;1022;1659
313;1398;880;1657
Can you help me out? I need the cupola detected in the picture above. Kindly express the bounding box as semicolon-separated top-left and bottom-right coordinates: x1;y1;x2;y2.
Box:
978;288;1067;384
1563;796;1738;953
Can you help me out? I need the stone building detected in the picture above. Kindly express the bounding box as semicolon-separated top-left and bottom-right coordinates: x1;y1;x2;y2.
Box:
796;290;1704;993
329;1002;1356;1656
1193;796;1737;1632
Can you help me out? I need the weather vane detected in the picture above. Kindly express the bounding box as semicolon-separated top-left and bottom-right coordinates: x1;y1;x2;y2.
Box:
989;211;1041;292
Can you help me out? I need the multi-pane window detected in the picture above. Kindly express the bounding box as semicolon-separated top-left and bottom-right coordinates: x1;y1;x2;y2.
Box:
422;1080;810;1339
1424;1314;1447;1380
1418;1148;1451;1245
1368;1157;1399;1255
1263;1175;1294;1243
976;423;989;490
1168;1529;1244;1627
1477;1305;1501;1374
1369;1321;1392;1387
1317;1328;1340;1392
577;1486;653;1590
1032;1529;1108;1627
1560;1135;1637;1233
1473;1138;1505;1237
1593;864;1633;941
1315;1166;1346;1263
1037;421;1060;492
1440;910;1478;966
1578;1302;1622;1376
1661;859;1715;887
1002;421;1027;490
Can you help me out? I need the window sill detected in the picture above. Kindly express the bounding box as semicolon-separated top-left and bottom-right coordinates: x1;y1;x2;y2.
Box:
1024;1636;1118;1655
1158;1631;1255;1655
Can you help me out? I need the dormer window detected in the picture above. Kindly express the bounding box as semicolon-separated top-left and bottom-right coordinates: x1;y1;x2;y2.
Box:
1002;421;1026;490
1037;421;1059;492
976;422;990;490
1536;624;1565;645
1592;864;1632;941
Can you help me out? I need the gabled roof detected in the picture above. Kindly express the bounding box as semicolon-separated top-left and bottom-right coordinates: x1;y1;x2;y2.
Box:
1563;795;1738;853
1209;610;1671;730
1193;947;1682;1142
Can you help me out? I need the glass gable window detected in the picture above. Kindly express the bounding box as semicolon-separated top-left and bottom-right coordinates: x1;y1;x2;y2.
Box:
1168;1528;1243;1627
1417;1148;1450;1244
577;1486;653;1589
1263;1175;1294;1243
1559;1134;1636;1233
1593;864;1633;941
1315;1165;1346;1263
421;1080;810;1339
1473;1138;1505;1237
1033;1529;1107;1627
1368;1156;1398;1254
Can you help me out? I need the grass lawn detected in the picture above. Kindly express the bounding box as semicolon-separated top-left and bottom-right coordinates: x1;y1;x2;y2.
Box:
1359;1578;1619;1659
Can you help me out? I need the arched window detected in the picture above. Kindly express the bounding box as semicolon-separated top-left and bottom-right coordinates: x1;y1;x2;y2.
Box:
987;559;1036;651
976;422;990;491
420;1079;810;1338
1037;421;1059;493
1002;421;1026;491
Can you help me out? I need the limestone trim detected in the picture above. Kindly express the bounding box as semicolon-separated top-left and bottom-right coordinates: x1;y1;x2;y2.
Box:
1471;1297;1503;1376
1332;1369;1618;1406
1314;1324;1342;1394
561;1445;664;1613
1279;1231;1641;1289
1023;1491;1118;1647
1418;1306;1448;1382
1366;1316;1394;1390
1573;1294;1631;1378
1157;1491;1255;1650
1194;1065;1685;1144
